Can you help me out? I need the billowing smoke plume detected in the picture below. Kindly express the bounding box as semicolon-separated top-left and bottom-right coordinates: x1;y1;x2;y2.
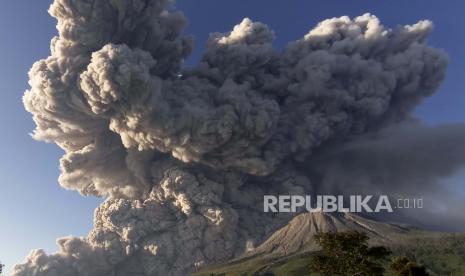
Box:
14;0;459;275
306;122;465;231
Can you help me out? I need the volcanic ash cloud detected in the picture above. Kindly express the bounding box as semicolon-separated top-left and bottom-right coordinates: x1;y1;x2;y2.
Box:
14;0;454;275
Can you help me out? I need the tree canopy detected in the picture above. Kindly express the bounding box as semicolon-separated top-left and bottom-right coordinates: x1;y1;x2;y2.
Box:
390;256;429;276
310;231;391;276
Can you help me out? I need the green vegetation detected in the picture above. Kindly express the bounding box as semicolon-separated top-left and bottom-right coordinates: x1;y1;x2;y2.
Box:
194;232;465;276
309;231;390;276
390;256;428;276
193;252;318;276
390;234;465;275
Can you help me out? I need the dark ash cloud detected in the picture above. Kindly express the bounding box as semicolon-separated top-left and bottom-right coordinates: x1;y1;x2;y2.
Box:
14;1;457;275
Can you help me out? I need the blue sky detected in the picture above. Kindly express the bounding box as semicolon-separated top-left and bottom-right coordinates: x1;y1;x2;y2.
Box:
0;0;464;273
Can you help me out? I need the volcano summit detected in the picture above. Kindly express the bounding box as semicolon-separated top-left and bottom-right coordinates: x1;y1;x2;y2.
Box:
14;1;465;275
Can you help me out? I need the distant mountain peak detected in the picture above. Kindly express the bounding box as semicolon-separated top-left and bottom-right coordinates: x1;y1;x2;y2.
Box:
246;212;429;257
194;213;464;276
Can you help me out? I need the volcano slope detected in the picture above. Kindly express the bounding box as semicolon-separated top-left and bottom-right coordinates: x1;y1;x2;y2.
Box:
195;212;465;276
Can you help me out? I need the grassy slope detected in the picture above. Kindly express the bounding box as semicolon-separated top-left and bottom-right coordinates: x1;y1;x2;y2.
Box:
194;234;465;276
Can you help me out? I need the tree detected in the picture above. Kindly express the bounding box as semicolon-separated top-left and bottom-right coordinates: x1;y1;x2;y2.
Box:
309;231;391;276
0;261;4;276
390;256;429;276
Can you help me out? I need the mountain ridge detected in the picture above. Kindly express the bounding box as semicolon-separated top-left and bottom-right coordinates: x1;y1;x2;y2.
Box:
194;212;465;275
244;211;436;258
